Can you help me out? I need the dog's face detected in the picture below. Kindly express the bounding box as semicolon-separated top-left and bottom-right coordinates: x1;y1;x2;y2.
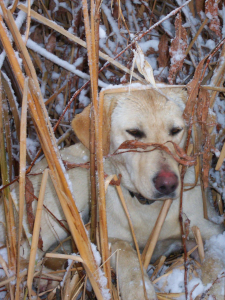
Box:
109;89;186;201
72;86;187;202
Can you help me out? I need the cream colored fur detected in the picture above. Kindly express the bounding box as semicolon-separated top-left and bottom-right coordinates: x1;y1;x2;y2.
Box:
0;87;224;299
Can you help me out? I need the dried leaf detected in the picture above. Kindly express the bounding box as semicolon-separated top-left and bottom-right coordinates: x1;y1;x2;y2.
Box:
133;43;156;87
111;140;196;166
157;34;169;68
197;89;211;189
29;26;43;44
45;33;56;72
183;58;206;123
168;13;187;84
49;0;56;13
205;0;221;38
196;0;205;19
46;33;56;53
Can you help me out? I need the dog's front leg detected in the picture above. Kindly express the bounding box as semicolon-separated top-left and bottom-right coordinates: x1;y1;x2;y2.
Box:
110;240;157;300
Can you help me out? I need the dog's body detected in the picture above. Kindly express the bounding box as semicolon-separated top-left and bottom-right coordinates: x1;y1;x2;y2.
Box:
0;86;224;299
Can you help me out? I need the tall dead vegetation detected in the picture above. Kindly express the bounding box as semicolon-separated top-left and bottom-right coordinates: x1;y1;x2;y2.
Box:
0;0;224;299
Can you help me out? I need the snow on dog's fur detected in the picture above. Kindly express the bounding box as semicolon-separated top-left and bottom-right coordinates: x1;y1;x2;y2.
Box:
0;86;224;299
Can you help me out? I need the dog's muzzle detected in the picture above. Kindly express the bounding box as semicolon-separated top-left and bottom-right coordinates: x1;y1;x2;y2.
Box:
129;191;156;205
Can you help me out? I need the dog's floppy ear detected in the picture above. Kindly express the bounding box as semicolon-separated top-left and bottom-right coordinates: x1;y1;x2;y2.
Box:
162;87;187;111
72;100;115;155
71;104;91;150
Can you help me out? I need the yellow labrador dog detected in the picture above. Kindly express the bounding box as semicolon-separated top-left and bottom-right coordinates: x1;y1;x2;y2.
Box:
0;85;223;299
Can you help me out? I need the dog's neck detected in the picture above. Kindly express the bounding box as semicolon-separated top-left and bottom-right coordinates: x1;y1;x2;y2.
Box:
129;191;156;205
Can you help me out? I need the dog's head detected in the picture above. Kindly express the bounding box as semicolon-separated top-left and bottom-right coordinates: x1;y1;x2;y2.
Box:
72;87;187;202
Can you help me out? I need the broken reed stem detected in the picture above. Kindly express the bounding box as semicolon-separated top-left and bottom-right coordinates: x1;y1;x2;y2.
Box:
179;167;188;300
0;5;106;299
105;174;148;300
2;96;13;181
24;0;31;43
141;199;173;269
88;0;100;246
82;0;111;291
90;106;97;244
18;4;144;83
191;226;204;263
0;69;16;300
27;169;49;296
16;77;28;300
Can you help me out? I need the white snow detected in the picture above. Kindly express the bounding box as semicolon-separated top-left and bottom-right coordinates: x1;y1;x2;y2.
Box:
155;267;210;300
55;93;64;115
205;232;225;264
0;51;6;69
99;26;106;39
101;3;124;45
26;138;40;160
139;40;159;53
91;243;101;266
205;39;216;50
26;39;107;88
160;15;175;36
79;89;90;106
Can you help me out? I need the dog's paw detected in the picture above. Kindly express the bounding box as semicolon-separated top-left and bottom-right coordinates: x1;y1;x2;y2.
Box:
119;271;157;300
111;240;157;300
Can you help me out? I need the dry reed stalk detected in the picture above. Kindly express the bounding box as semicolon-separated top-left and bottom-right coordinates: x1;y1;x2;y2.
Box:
209;44;225;108
10;0;19;13
30;290;42;300
27;169;49;296
16;77;28;300
201;85;225;92
104;174;148;300
62;263;73;300
1;72;32;165
215;143;225;171
82;0;111;291
150;256;166;280
157;295;170;300
142;199;173;269
68;273;81;298
0;254;13;298
24;0;31;43
164;245;198;276
112;284;121;300
2;96;13;181
1;73;20;138
90;106;97;245
82;276;88;300
0;6;107;299
0;261;43;289
17;4;144;83
191;226;204;263
153;265;184;284
185;18;208;56
157;293;184;299
89;0;100;246
72;282;85;300
0;72;16;299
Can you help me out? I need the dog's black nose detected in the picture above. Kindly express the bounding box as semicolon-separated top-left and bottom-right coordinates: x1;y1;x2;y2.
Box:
153;170;178;195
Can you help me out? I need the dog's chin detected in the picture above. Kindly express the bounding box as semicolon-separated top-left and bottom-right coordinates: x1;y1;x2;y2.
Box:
154;191;179;200
129;190;179;205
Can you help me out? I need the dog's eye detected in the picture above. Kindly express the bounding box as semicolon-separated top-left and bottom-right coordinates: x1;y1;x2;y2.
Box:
170;127;183;136
126;129;146;139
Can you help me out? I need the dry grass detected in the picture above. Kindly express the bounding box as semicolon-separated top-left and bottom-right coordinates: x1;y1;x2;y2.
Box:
0;0;224;299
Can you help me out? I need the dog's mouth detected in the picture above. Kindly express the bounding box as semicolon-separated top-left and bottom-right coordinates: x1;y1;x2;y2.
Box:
129;191;156;205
